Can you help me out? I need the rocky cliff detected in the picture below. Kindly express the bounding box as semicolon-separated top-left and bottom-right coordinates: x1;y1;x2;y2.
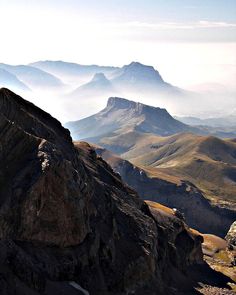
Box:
0;88;225;294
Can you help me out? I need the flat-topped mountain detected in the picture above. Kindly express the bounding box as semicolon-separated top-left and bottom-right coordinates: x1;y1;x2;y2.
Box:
0;60;234;124
66;97;198;140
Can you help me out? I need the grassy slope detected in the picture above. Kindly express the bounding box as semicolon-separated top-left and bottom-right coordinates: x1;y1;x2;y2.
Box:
105;132;236;206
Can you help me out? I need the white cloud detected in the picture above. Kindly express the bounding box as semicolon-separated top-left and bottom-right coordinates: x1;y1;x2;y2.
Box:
121;21;236;30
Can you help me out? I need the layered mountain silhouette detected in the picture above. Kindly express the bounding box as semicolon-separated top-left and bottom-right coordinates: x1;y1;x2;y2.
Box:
0;68;30;92
2;87;222;294
65;97;200;140
31;61;185;100
70;72;116;98
30;60;119;84
0;60;235;126
0;63;64;90
0;59;235;136
177;115;236;129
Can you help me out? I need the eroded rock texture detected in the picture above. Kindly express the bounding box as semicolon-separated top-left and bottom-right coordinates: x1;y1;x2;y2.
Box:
225;221;236;249
0;88;203;294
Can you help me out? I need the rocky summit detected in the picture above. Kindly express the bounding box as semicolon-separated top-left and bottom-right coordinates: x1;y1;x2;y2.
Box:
0;88;233;295
65;97;199;140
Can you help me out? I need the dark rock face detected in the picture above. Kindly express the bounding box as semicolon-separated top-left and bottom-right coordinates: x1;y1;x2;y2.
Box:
0;88;90;246
0;88;203;294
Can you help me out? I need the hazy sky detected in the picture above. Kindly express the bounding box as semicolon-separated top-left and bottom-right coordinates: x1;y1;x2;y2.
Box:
0;0;235;87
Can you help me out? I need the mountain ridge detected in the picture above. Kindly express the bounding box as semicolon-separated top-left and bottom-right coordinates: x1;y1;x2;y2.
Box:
0;68;31;92
92;142;236;236
65;96;200;140
0;63;64;89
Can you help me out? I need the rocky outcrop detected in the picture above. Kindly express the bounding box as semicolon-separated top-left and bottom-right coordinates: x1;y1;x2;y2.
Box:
0;88;219;294
225;221;236;249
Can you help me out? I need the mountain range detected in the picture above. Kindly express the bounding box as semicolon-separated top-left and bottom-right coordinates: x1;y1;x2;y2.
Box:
65;97;236;233
0;68;30;92
0;63;64;90
3;87;235;294
30;60;119;84
92;143;235;237
0;60;235;124
176;115;236;129
107;131;236;206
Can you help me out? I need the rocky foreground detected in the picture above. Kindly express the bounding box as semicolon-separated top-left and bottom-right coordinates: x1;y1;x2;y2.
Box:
0;88;234;294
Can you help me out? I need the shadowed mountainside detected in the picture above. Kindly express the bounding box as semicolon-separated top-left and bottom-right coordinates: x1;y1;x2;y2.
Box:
0;88;221;295
93;144;236;237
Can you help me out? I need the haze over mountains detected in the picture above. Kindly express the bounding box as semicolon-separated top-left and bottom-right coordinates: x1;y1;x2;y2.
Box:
70;72;116;99
0;63;64;90
177;115;236;129
66;97;236;144
30;60;119;85
0;68;30;92
0;60;235;123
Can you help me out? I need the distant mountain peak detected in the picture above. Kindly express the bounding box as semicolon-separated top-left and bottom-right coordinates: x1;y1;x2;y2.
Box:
70;72;114;97
91;72;109;82
113;62;165;85
126;61;155;70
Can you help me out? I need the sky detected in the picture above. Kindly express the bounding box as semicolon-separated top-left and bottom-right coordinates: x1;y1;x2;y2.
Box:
0;0;235;88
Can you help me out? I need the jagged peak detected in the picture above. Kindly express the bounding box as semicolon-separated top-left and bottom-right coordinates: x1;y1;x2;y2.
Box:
125;61;154;70
0;88;72;146
116;61;164;83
